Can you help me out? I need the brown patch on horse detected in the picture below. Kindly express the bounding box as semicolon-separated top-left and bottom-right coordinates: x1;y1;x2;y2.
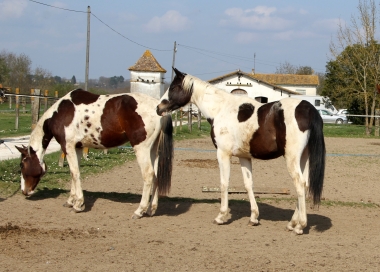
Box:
100;95;147;147
249;102;286;160
17;146;45;194
237;103;255;122
295;100;314;132
70;89;99;105
45;99;75;153
207;118;217;148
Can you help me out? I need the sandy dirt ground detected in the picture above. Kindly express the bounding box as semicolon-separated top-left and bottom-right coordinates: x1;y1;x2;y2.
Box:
1;136;380;271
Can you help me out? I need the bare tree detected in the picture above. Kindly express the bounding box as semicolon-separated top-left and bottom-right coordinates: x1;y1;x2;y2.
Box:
276;61;314;75
33;67;53;91
0;50;32;93
329;0;380;134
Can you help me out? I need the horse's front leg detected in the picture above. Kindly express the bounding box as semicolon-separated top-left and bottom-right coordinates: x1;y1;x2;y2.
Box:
132;147;155;219
214;149;231;225
64;147;85;212
239;158;259;226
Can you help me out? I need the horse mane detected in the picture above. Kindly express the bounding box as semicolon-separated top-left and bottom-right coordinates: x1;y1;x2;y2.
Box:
183;75;224;96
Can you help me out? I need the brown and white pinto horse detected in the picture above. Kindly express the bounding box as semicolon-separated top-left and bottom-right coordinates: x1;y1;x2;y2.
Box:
16;89;173;218
157;68;325;234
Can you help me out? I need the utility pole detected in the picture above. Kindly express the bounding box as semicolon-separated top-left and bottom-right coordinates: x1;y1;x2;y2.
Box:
85;6;91;91
171;41;177;81
171;41;178;133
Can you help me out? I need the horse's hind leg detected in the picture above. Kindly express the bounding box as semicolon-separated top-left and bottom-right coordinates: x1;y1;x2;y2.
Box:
147;139;159;217
214;149;231;225
132;145;156;219
239;158;259;226
285;147;309;234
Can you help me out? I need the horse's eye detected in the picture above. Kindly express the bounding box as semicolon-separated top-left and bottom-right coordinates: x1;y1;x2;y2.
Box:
20;163;24;169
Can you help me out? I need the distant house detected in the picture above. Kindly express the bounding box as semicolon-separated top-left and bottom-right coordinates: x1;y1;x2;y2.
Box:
208;70;301;103
253;73;319;96
128;50;167;100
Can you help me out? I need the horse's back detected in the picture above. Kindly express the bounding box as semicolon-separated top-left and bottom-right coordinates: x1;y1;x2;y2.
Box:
211;96;319;160
38;89;162;150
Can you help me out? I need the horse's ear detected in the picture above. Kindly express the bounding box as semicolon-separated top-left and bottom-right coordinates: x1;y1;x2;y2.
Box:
15;145;28;156
173;67;182;77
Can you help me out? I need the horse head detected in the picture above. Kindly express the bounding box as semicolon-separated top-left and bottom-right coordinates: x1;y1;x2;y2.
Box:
15;145;47;196
156;67;192;116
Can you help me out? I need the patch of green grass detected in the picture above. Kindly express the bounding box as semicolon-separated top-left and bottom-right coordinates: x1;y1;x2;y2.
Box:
323;124;379;138
173;120;211;140
0;111;33;138
0;146;136;198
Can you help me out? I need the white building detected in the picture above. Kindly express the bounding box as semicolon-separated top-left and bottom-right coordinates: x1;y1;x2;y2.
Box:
128;50;166;100
208;70;298;103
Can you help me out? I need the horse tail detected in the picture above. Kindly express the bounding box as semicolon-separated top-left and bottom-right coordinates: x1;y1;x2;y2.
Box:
156;115;174;196
307;109;326;206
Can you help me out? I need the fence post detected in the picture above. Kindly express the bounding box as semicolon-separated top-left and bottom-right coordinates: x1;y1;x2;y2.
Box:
188;103;192;133
375;109;380;137
44;89;48;112
8;88;12;109
174;110;177;134
198;111;202;130
15;88;20;129
31;89;41;131
58;152;65;167
180;108;183;131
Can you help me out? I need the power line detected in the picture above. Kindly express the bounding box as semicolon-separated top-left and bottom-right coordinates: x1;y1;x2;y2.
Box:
28;0;86;13
28;0;171;52
91;13;171;52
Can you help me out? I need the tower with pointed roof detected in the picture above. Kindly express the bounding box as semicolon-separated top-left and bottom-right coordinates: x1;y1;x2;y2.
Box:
128;50;167;100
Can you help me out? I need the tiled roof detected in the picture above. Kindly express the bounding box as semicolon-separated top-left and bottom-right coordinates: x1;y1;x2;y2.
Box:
128;50;167;73
253;73;319;86
208;70;301;95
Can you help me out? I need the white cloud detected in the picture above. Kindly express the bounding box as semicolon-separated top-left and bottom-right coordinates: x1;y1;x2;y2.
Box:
272;30;315;41
313;18;341;32
0;0;28;20
144;10;189;33
235;32;259;44
222;6;294;31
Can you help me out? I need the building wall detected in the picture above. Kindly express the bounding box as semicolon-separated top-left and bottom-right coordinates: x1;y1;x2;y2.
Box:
276;85;317;95
130;71;166;100
210;74;292;102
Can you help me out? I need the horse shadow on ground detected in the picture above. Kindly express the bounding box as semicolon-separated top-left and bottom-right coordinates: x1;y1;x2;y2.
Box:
227;201;332;234
27;188;332;233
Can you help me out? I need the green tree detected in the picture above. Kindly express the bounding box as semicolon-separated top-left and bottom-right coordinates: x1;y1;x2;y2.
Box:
1;50;32;93
329;0;380;134
71;75;76;85
0;55;10;84
109;75;125;88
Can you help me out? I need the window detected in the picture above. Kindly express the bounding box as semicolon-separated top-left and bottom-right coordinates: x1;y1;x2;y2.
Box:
255;96;268;103
231;89;247;95
296;89;306;95
315;100;321;107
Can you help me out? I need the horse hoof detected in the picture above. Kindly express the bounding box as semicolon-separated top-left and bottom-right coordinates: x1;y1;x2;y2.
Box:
72;204;85;213
248;219;259;226
63;202;73;208
213;219;224;225
131;213;142;219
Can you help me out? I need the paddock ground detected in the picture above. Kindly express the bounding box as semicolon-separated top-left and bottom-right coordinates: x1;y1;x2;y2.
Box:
1;137;380;271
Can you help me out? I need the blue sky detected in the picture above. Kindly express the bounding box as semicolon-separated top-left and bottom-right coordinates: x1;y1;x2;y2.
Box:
0;0;363;82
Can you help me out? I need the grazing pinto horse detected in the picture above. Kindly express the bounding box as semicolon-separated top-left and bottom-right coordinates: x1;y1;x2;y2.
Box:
0;88;7;104
157;68;325;234
16;89;173;218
